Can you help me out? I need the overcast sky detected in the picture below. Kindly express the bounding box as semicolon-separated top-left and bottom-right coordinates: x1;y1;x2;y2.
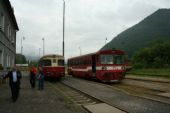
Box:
10;0;170;60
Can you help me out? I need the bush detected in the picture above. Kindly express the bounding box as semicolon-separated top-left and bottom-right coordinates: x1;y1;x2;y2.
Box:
0;65;3;70
133;63;145;69
132;40;170;68
153;57;164;68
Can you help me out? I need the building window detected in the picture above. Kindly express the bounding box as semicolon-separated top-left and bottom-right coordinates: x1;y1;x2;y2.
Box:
0;13;5;31
11;56;14;66
6;54;8;68
7;24;12;40
7;24;10;38
0;50;3;66
11;31;15;44
8;55;11;67
0;17;1;29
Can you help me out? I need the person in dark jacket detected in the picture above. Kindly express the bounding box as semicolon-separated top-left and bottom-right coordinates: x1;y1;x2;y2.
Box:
37;66;44;90
3;66;22;102
30;65;37;88
16;66;22;89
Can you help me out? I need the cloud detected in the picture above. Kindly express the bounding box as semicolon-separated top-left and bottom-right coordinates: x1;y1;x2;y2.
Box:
10;0;170;60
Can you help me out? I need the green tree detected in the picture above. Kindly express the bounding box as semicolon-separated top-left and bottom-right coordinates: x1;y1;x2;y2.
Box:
132;40;170;68
15;54;27;64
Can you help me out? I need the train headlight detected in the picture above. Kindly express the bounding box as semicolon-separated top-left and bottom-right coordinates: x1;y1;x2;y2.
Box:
102;66;107;70
121;66;125;70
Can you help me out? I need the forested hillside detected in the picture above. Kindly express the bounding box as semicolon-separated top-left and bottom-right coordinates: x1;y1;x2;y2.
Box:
101;9;170;57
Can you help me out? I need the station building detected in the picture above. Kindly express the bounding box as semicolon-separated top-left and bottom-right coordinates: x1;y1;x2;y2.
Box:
0;0;19;69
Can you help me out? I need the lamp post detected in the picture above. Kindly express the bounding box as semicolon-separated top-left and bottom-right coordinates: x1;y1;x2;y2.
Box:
62;0;65;57
79;46;81;56
105;37;107;45
21;37;25;55
42;38;45;56
39;48;41;58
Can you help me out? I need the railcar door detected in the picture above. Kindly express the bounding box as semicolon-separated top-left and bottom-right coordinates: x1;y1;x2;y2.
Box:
92;55;96;74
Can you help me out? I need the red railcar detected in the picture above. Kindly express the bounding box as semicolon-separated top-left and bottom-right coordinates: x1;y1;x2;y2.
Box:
125;59;133;71
39;54;65;79
68;50;126;82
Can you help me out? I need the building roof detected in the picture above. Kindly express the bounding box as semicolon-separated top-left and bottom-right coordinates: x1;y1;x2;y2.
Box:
3;0;19;30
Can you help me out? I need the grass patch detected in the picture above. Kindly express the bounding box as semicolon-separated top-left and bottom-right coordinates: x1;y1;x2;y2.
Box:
127;68;170;78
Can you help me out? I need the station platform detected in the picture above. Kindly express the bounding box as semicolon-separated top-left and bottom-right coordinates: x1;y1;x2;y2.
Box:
84;103;126;113
0;75;85;113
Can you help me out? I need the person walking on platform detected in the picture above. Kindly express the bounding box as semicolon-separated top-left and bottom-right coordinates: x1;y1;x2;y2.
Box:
16;66;22;95
30;65;37;88
37;66;44;90
3;66;22;102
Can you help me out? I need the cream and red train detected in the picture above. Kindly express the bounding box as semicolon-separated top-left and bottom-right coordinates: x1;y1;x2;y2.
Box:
39;54;65;79
68;49;126;82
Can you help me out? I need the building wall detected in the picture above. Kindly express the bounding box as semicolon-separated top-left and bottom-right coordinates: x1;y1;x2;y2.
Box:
0;0;17;69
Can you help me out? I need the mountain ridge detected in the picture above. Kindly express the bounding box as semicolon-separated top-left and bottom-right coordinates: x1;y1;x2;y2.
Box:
101;9;170;57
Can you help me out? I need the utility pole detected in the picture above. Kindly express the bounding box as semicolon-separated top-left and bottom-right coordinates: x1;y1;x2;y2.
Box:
21;37;25;55
105;37;107;45
79;46;82;56
42;38;45;56
39;48;41;58
62;0;65;57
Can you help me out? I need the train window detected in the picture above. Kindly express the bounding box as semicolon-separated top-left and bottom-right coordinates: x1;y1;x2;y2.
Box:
53;59;57;63
58;59;64;66
76;60;78;65
70;60;73;65
100;55;113;64
42;59;51;66
114;55;124;64
72;60;74;65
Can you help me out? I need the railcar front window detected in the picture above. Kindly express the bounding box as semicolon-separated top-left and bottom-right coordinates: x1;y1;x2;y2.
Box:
58;60;64;66
114;55;124;64
100;55;124;64
53;59;57;63
100;55;113;64
43;60;51;66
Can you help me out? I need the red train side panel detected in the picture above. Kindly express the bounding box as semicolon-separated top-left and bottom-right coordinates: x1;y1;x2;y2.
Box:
68;49;126;82
43;67;65;79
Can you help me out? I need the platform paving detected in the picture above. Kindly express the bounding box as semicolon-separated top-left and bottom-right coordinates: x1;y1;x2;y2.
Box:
0;76;86;113
84;103;126;113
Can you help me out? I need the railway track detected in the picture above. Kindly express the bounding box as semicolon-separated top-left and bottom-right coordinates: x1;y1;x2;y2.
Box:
47;76;170;113
110;77;170;104
64;76;170;105
49;82;101;106
48;81;127;113
61;76;170;113
48;82;98;113
110;82;170;105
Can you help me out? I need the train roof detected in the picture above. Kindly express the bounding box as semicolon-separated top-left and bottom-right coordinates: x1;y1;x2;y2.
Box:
41;54;64;59
96;49;125;55
68;49;125;60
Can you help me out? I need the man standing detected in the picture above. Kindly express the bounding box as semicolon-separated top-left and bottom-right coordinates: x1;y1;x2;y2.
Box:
30;65;37;88
4;66;22;102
